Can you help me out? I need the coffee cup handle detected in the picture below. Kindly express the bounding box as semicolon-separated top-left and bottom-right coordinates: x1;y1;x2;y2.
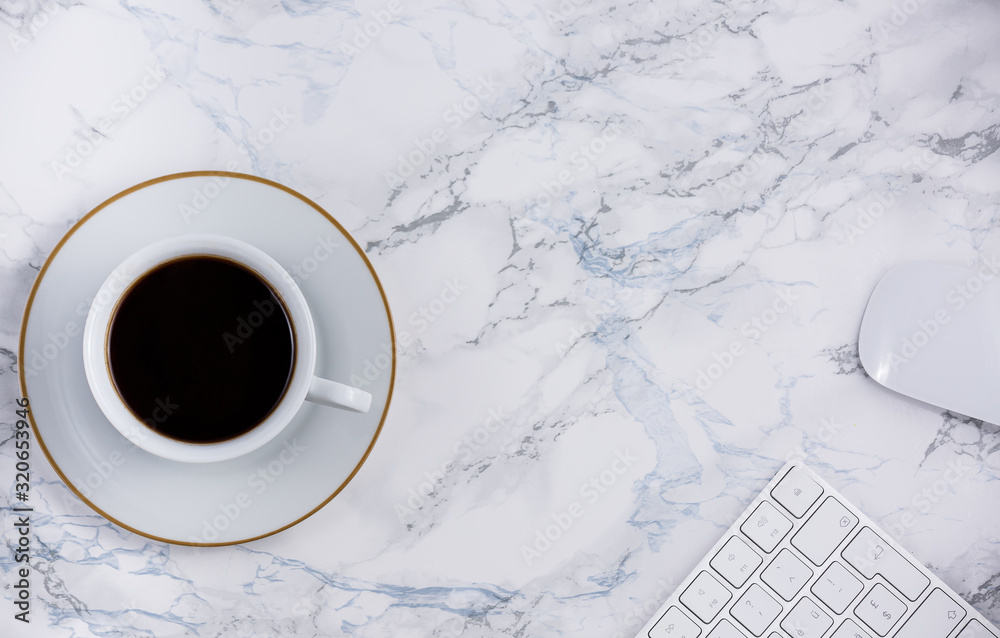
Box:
306;377;373;413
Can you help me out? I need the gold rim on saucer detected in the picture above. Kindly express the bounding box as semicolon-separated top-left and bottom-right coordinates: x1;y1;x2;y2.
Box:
18;171;396;547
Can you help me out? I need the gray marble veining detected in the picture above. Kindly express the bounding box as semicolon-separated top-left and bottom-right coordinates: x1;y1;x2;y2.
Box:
0;0;998;636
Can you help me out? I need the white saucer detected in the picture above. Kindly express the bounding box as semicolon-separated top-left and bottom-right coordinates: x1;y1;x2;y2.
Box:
19;172;395;546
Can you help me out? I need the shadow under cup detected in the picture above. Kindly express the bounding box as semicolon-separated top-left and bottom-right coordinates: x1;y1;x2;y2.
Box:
106;255;297;444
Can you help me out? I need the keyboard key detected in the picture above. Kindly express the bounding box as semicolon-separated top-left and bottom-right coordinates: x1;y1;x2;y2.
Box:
708;619;748;638
811;562;863;614
681;571;733;623
855;584;906;636
761;549;813;601
841;527;929;601
650;606;702;638
711;536;763;589
630;462;1000;638
780;597;833;638
791;497;858;566
893;588;967;638
771;466;824;518
958;620;1000;638
741;501;792;553
830;619;872;638
732;584;783;636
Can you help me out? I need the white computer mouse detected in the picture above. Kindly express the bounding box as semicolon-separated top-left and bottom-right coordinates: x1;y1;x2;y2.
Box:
858;259;1000;425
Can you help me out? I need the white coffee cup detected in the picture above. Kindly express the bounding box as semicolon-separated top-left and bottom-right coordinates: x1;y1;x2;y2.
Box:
82;234;372;463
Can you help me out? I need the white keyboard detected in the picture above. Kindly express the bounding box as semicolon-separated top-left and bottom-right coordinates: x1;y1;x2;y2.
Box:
635;462;999;638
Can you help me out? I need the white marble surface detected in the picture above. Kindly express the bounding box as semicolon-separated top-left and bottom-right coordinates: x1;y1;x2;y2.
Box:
1;0;999;636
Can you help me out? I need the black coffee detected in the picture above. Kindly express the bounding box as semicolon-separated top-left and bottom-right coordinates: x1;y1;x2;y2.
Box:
107;256;295;444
